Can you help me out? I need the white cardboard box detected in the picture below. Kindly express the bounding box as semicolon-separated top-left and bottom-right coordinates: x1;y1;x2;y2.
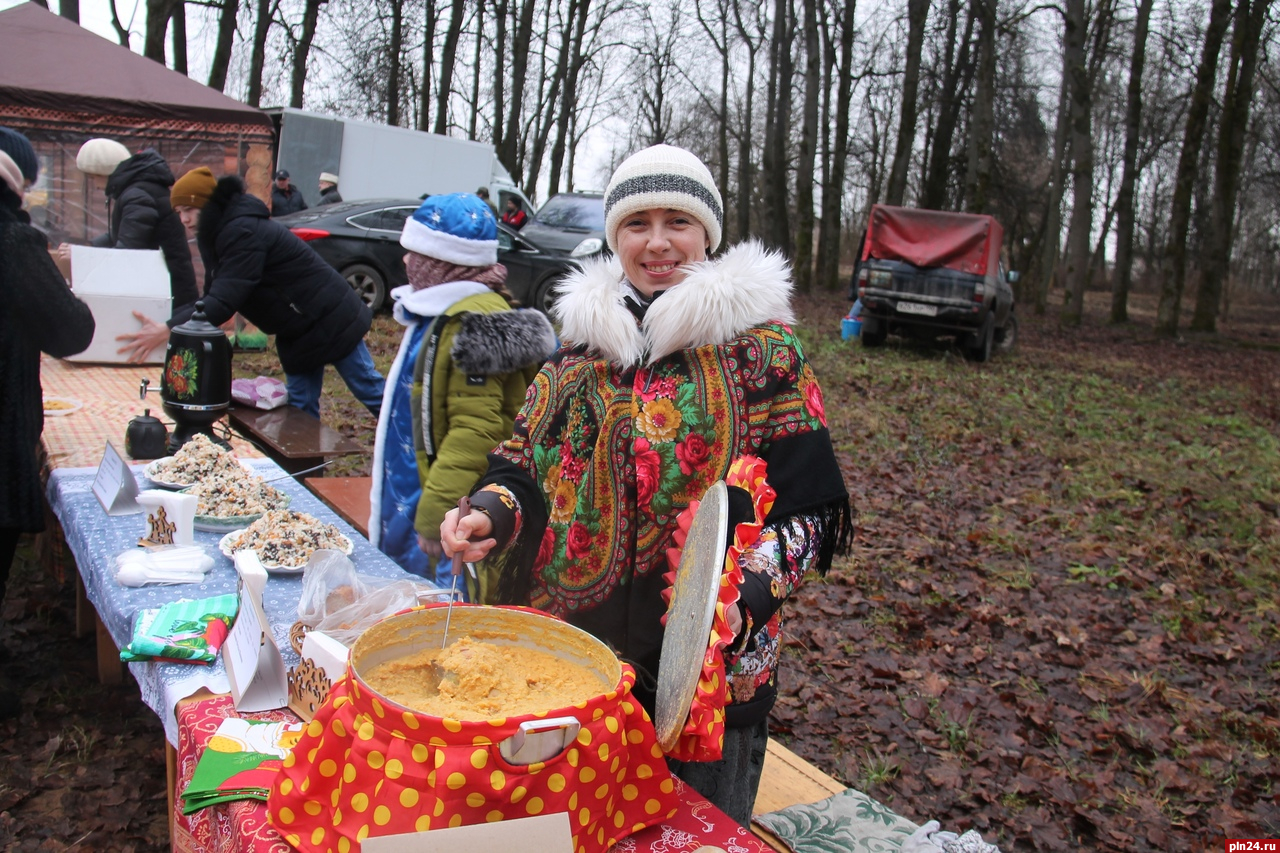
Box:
65;246;172;365
361;811;573;852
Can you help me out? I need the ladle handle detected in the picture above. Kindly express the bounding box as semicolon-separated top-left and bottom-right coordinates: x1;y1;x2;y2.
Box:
451;495;470;577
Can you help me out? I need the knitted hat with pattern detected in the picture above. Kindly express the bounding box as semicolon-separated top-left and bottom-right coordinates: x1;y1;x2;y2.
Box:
171;167;218;209
0;126;38;185
399;192;498;266
603;144;723;254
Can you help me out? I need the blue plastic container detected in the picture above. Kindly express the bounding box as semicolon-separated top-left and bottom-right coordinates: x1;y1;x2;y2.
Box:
841;317;863;340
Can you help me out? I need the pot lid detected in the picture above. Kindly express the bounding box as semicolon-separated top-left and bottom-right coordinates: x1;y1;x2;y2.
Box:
654;480;728;752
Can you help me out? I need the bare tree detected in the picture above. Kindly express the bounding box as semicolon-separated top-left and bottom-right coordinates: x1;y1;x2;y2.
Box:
963;0;996;214
246;0;275;108
289;0;326;108
1109;0;1154;324
433;0;468;134
793;0;821;289
386;0;405;125
108;0;131;47
144;0;180;64
1154;0;1233;337
731;0;767;240
761;0;794;255
1192;0;1272;331
171;2;187;74
1060;0;1093;325
60;0;79;23
498;0;539;182
920;0;975;209
695;0;734;200
885;0;929;206
208;0;240;92
816;0;857;291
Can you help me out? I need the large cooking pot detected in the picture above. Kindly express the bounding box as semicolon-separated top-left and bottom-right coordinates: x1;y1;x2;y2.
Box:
268;605;680;853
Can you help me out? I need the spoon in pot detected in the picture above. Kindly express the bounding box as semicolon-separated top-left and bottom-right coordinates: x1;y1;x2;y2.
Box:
440;494;470;650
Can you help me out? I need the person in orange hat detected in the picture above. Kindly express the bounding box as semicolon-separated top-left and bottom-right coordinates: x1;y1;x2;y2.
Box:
169;167;383;419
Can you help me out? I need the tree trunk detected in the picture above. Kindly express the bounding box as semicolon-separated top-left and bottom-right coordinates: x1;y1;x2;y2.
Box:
817;0;855;291
290;0;324;109
548;0;593;196
434;0;467;134
386;0;405;125
920;0;975;210
246;0;273;108
1110;0;1153;324
468;3;484;139
171;2;187;74
208;0;240;92
793;0;820;289
731;0;761;241
60;0;79;23
963;0;995;214
761;0;793;255
493;0;510;153
109;0;132;47
885;0;929;206
1192;0;1271;332
499;0;538;184
1154;0;1232;337
1060;0;1092;326
144;0;178;65
1033;43;1071;315
418;0;438;131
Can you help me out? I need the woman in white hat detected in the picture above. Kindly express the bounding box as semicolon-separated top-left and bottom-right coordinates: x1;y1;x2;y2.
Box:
440;144;851;823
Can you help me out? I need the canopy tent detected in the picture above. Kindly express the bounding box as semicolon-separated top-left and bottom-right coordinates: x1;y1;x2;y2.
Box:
0;1;274;246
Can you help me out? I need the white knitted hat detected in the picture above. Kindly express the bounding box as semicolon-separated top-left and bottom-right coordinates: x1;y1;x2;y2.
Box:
603;144;723;253
0;151;23;197
76;138;131;176
319;172;339;184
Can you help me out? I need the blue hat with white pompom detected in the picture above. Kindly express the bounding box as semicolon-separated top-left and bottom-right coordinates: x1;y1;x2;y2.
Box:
399;192;498;266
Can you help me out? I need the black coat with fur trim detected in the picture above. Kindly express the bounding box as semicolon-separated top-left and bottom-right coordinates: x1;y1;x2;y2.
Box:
172;177;371;375
0;185;95;532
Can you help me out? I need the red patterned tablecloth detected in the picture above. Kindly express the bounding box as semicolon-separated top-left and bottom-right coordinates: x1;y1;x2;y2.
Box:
172;694;773;853
39;356;259;470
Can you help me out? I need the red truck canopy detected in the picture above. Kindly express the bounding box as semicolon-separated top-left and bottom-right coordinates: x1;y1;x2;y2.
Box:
861;204;1004;276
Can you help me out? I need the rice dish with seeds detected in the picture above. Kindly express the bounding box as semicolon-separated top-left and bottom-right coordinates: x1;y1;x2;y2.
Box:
227;510;350;567
150;434;241;485
184;469;288;518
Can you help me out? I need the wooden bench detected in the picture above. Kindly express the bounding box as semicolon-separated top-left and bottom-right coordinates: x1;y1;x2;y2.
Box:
227;404;364;477
304;476;373;537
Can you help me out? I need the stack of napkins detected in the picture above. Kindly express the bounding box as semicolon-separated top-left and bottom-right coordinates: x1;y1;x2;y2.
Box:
119;593;239;663
182;718;304;813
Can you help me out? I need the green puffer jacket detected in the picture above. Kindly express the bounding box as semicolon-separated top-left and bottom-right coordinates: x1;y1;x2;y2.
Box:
410;291;557;596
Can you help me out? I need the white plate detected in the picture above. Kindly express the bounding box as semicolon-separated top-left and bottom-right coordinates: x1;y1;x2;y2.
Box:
218;529;354;574
43;396;84;417
145;457;258;491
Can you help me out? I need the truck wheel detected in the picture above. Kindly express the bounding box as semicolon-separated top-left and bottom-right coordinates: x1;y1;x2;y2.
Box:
965;318;994;363
343;264;387;313
995;312;1018;353
860;317;887;347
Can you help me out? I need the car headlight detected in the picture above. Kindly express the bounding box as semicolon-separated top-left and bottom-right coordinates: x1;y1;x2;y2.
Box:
571;238;603;257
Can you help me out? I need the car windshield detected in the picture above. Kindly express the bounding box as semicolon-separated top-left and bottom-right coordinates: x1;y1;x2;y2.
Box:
533;195;604;231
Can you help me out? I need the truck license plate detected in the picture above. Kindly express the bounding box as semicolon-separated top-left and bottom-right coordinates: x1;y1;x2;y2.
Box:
897;301;937;317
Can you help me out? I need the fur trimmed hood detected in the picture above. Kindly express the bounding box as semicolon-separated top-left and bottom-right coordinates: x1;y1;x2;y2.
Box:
197;175;268;252
552;240;794;366
451;308;558;375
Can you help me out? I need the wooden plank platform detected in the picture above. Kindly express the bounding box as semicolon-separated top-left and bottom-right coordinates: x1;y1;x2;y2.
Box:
227;404;364;476
305;476;372;538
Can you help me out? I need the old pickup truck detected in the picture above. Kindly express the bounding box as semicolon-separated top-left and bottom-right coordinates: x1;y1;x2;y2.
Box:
851;204;1018;362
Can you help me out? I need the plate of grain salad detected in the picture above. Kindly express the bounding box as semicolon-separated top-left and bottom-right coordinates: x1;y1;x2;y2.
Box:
182;468;292;532
144;433;247;489
219;510;353;572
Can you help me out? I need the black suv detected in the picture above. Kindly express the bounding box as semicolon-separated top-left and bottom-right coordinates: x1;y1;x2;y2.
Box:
520;192;607;259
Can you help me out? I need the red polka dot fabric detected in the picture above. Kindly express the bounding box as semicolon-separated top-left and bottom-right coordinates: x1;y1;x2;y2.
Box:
267;657;679;852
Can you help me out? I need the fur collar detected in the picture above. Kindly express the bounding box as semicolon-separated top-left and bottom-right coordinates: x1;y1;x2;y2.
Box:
552;240;794;366
452;309;558;375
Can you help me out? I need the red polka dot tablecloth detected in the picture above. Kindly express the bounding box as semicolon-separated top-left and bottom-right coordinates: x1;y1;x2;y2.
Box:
172;694;773;853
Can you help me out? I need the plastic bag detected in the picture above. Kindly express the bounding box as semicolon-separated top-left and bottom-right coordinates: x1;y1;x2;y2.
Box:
313;580;434;647
296;550;372;627
232;376;287;410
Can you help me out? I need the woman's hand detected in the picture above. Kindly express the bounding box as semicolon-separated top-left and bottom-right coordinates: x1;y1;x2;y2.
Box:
115;312;170;363
439;506;497;563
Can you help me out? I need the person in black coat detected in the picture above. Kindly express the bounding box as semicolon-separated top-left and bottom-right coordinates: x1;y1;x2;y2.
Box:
317;172;343;206
270;169;308;217
0;140;96;696
99;150;199;362
169;168;383;419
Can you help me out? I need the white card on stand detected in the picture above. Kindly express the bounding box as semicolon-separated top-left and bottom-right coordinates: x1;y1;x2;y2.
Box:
92;442;142;516
223;551;288;712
